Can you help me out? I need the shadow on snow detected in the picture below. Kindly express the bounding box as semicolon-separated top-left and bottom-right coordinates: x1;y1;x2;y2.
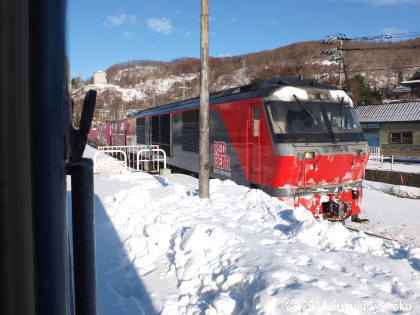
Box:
67;192;158;315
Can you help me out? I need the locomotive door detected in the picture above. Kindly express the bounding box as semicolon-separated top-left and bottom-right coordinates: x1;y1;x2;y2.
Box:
248;103;261;183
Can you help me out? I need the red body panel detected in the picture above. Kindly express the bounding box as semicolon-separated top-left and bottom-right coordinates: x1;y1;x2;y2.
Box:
126;118;136;146
98;123;112;145
87;126;99;142
111;120;127;146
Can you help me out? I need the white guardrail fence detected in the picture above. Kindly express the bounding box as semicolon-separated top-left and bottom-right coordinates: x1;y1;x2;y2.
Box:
368;146;395;170
93;145;167;174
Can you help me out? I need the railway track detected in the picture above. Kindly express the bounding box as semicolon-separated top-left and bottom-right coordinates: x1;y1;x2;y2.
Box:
344;225;397;242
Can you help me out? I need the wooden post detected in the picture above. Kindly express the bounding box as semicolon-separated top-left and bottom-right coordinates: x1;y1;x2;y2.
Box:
199;0;210;198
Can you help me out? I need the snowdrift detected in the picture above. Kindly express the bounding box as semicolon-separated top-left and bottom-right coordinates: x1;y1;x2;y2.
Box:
93;171;420;315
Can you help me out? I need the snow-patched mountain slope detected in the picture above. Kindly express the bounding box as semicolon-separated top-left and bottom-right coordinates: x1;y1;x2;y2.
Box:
87;159;420;315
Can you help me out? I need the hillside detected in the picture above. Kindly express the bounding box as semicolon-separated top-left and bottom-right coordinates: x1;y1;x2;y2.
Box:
71;38;420;123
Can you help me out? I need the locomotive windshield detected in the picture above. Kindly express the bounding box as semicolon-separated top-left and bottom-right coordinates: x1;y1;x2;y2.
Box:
266;101;365;143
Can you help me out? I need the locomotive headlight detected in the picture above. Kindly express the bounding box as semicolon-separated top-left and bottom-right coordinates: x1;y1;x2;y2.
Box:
299;151;316;160
304;151;315;160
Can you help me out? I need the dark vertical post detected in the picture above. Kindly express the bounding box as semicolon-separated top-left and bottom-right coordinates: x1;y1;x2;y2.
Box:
69;160;97;315
30;0;72;314
199;0;210;198
1;0;36;313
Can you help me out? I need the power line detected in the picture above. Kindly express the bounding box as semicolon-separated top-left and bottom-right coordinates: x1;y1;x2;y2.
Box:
350;31;420;41
326;65;420;74
339;45;420;51
323;31;420;43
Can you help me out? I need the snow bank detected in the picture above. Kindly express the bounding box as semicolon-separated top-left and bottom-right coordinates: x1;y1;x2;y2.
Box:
92;150;128;173
364;180;420;199
367;161;420;175
94;172;420;314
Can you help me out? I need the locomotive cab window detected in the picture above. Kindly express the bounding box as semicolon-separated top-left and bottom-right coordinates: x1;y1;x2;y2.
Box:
266;100;365;143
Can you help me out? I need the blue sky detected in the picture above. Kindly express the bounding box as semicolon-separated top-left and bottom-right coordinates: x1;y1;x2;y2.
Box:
68;0;420;79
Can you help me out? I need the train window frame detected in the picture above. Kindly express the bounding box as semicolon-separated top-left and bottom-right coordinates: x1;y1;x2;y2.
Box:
136;117;146;145
264;100;366;143
182;109;199;153
159;114;173;157
390;131;413;144
152;115;160;144
252;106;260;137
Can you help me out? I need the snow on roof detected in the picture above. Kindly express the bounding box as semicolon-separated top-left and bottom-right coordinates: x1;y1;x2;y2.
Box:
409;71;420;81
355;101;420;123
400;71;420;84
388;86;411;94
401;79;420;84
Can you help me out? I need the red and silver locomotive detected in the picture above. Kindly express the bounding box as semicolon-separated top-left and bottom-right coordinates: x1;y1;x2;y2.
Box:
92;77;369;221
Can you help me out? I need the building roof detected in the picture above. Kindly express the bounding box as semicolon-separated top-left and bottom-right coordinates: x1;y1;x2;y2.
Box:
401;71;420;85
400;79;420;85
410;71;420;81
355;101;420;123
388;86;411;93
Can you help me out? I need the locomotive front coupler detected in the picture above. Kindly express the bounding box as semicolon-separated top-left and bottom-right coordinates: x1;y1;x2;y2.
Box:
321;195;351;221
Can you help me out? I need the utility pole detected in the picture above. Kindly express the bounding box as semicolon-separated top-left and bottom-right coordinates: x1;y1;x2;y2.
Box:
199;0;210;199
322;34;350;89
338;38;350;89
180;81;189;101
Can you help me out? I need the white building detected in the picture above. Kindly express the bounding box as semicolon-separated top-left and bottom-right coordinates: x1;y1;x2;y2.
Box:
93;71;107;85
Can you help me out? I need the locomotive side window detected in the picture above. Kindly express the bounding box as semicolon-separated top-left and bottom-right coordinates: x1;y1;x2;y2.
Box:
136;118;145;144
152;115;160;144
266;105;286;134
253;106;260;137
160;114;172;156
182;110;199;153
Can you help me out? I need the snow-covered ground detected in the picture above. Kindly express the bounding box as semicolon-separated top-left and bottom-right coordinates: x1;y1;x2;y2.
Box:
80;146;420;314
367;161;420;174
346;181;420;247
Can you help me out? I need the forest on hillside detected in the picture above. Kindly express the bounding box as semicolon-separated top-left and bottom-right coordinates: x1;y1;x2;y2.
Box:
71;38;420;123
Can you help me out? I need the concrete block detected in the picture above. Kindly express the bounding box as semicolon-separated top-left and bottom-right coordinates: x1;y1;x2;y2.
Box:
159;168;171;176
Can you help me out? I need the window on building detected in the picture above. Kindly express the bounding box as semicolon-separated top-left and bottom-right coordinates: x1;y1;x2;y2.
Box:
390;132;413;144
182;110;199;153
